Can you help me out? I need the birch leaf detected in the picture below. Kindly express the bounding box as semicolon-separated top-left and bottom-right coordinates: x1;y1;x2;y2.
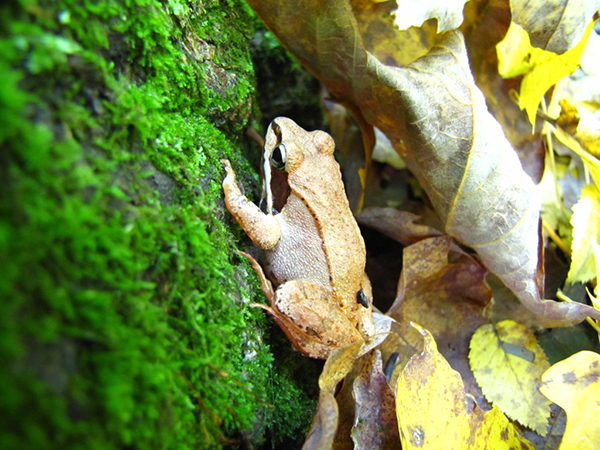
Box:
469;320;551;435
247;0;600;326
540;351;600;449
511;0;600;54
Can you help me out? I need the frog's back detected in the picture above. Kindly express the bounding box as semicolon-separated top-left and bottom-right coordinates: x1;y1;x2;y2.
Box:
289;153;367;301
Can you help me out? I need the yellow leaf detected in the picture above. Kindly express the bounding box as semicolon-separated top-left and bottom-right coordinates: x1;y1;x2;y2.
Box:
497;19;594;128
396;323;472;449
540;351;600;450
554;128;600;186
469;320;551;434
567;184;600;284
397;323;533;449
472;405;534;450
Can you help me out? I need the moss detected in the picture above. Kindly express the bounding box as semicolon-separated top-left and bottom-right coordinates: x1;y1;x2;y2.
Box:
0;0;317;448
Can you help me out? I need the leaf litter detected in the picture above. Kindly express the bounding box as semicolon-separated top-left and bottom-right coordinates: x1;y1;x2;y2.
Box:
244;0;600;447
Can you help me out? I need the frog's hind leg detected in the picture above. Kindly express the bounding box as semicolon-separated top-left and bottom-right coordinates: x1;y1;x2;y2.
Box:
271;280;363;357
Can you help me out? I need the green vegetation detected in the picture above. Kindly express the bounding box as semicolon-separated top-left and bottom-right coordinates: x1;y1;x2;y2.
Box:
0;0;316;447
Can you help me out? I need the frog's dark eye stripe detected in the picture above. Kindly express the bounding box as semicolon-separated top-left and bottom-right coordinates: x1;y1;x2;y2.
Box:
357;289;369;308
271;143;287;171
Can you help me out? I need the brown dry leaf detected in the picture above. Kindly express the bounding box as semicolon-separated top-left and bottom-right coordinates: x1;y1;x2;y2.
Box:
351;351;401;449
510;0;600;54
351;0;438;68
396;323;534;449
383;236;491;401
247;0;600;326
303;314;393;449
356;207;442;246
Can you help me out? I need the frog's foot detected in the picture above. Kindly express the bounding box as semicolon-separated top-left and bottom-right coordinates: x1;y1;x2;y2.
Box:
239;251;275;302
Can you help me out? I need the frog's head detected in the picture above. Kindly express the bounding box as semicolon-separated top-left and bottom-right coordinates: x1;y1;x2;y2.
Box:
262;117;335;214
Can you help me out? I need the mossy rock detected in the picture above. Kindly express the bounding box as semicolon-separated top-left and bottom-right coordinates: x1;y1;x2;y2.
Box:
0;0;319;447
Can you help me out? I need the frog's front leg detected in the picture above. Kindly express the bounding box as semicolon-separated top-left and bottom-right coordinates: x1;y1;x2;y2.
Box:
221;159;281;250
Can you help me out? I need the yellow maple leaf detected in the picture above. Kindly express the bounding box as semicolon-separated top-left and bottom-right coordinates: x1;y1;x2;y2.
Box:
540;351;600;450
469;320;551;435
497;20;594;128
397;323;534;449
567;184;600;284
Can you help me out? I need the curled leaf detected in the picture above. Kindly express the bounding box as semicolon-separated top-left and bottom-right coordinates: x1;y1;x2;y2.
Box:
511;0;600;54
357;208;442;246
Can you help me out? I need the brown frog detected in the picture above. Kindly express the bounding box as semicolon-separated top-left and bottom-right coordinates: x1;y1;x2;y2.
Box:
221;117;375;359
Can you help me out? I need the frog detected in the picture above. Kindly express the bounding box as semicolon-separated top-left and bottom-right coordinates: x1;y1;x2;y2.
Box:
221;117;375;359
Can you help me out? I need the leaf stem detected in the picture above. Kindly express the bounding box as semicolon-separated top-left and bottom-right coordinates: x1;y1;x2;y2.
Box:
541;218;571;258
540;98;572;220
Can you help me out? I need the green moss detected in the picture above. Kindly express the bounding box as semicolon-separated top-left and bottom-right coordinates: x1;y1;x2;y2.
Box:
0;0;318;448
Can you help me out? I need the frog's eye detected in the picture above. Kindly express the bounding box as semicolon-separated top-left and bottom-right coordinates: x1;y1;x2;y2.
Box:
357;289;369;308
271;143;287;171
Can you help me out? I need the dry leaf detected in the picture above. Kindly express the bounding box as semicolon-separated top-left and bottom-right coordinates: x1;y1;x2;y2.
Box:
356;208;442;246
247;0;600;326
497;19;595;127
351;351;401;449
304;342;363;450
469;320;551;435
556;98;600;159
396;323;534;449
392;0;469;33
352;0;438;68
303;313;393;449
472;405;536;450
384;236;491;401
396;323;473;449
540;350;600;449
461;0;546;183
510;0;600;54
567;184;600;284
